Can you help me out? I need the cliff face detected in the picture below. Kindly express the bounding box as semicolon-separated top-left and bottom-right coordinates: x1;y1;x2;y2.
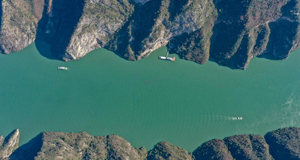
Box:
1;0;300;69
3;127;300;160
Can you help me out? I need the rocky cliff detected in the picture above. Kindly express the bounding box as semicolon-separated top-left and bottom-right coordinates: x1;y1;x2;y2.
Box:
0;129;19;160
1;127;300;160
0;0;300;69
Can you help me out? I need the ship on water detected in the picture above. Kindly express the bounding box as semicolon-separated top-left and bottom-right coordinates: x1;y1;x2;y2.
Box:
58;67;68;70
232;117;243;120
158;51;176;62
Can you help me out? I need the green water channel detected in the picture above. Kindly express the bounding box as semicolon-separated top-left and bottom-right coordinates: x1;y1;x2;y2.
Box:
1;43;300;151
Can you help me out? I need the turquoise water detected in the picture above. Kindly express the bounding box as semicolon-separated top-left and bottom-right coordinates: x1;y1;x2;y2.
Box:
1;43;300;151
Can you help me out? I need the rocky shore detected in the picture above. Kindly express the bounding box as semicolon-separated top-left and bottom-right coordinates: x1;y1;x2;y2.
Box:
1;0;300;69
1;127;300;160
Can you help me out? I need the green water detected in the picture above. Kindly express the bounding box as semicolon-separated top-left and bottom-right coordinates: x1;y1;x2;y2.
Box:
1;43;300;151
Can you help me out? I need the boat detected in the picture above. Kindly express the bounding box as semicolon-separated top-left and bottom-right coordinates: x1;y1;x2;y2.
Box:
159;56;167;60
58;67;68;70
166;57;175;61
158;56;176;61
232;117;243;120
158;52;176;62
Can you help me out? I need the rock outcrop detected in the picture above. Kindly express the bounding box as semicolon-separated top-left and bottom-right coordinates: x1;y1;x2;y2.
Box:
0;0;43;54
224;134;273;160
1;0;300;69
193;139;234;160
0;129;20;159
37;0;134;61
265;127;300;160
147;141;193;160
2;127;300;160
208;0;300;69
10;132;146;160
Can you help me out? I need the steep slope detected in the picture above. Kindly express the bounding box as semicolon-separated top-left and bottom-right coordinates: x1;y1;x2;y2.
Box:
1;0;300;69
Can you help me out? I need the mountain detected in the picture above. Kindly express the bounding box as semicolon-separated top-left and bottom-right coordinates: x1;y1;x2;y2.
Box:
0;0;299;69
1;127;300;159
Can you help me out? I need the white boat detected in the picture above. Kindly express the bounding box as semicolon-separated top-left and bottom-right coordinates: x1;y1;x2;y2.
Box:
167;57;174;61
159;56;167;60
232;117;243;120
158;56;175;61
58;67;68;70
158;51;176;61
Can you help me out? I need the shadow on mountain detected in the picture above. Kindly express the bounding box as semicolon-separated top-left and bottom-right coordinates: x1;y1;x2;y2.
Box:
169;29;212;65
10;133;43;160
105;0;162;60
2;129;18;146
0;0;4;54
35;39;60;60
168;0;188;21
0;0;2;31
209;0;251;70
263;0;299;61
131;0;162;53
35;0;85;61
35;0;59;60
257;53;282;60
105;19;133;60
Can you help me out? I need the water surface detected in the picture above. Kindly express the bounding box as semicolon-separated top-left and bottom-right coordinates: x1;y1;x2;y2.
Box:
1;43;300;151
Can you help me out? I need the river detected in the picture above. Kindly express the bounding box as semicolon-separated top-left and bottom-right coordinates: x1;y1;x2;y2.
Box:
1;43;300;151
